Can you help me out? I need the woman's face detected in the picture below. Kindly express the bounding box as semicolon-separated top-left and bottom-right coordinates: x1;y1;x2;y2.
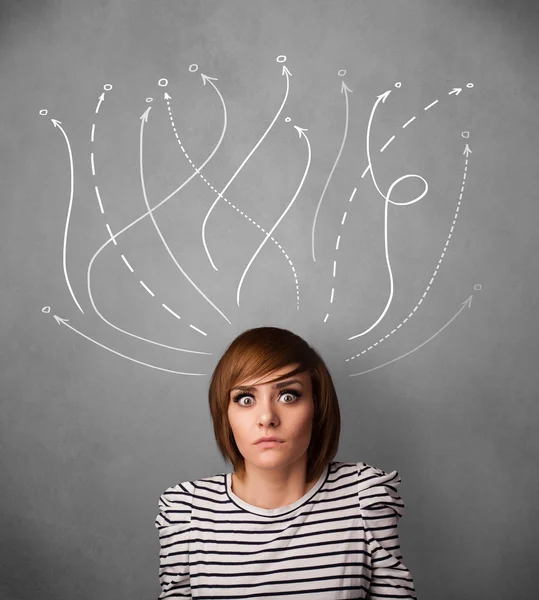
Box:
227;363;315;474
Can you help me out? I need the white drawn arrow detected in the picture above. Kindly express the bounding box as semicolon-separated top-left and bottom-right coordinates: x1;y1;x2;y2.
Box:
202;64;292;271
365;89;391;198
139;106;230;323
52;119;84;315
87;101;236;352
448;88;462;96
54;315;209;375
311;80;353;263
351;90;394;339
350;90;428;340
95;92;105;113
347;140;472;359
349;295;474;376
165;83;299;308
201;73;218;86
236;125;311;307
464;144;472;157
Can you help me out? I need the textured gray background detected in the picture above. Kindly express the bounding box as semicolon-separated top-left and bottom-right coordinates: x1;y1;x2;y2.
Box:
1;1;538;598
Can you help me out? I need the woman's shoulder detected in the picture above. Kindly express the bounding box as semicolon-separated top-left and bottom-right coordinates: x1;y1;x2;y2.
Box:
155;479;197;529
350;460;406;516
156;471;226;523
331;460;405;511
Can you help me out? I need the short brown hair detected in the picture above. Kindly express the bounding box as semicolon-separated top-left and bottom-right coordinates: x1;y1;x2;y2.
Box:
208;326;341;483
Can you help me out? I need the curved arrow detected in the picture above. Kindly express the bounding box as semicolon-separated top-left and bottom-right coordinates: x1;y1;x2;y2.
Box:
139;107;230;323
346;141;471;359
350;90;428;340
54;315;209;375
165;81;297;297
87;97;233;352
236;125;311;307
202;64;292;271
312;80;352;263
52;119;84;314
349;295;473;376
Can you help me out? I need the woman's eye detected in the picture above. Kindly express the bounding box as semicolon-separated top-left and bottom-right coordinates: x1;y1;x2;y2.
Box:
234;390;300;406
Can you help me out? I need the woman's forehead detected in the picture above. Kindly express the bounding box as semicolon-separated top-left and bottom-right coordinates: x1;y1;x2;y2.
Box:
234;363;306;388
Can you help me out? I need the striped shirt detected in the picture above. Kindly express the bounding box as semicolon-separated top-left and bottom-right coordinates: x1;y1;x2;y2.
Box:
155;461;416;599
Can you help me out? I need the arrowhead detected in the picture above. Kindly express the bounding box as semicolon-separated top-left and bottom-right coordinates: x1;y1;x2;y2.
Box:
462;295;473;308
99;92;105;100
341;81;353;94
200;73;218;86
140;107;151;122
463;144;472;156
51;119;62;127
377;90;391;103
293;125;308;138
164;92;172;100
282;65;292;77
53;315;70;325
450;87;462;95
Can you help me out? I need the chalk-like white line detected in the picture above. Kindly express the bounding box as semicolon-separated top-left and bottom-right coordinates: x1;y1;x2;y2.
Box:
361;165;370;178
162;303;181;319
350;90;395;339
324;186;358;320
140;280;154;297
402;116;416;129
312;81;352;262
190;324;207;336
86;97;230;353
349;296;473;376
424;99;439;111
139;107;231;324
336;235;341;250
53;119;84;315
352;91;429;341
346;141;471;360
167;93;293;297
165;85;281;314
380;135;395;152
105;223;117;245
95;93;104;114
121;254;133;272
91;123;96;142
204;66;292;271
54;315;208;374
330;288;335;303
236;127;310;307
91;152;95;176
95;186;104;214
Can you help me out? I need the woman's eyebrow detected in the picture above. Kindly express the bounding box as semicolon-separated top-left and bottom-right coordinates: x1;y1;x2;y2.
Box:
230;378;303;393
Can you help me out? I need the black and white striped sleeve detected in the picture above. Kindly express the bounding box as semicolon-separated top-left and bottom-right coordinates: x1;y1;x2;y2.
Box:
357;463;417;599
154;483;194;599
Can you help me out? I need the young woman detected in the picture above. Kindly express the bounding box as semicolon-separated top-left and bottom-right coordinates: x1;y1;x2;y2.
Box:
155;326;416;599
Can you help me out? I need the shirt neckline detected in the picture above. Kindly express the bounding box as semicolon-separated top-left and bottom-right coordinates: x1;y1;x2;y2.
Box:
225;462;331;517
